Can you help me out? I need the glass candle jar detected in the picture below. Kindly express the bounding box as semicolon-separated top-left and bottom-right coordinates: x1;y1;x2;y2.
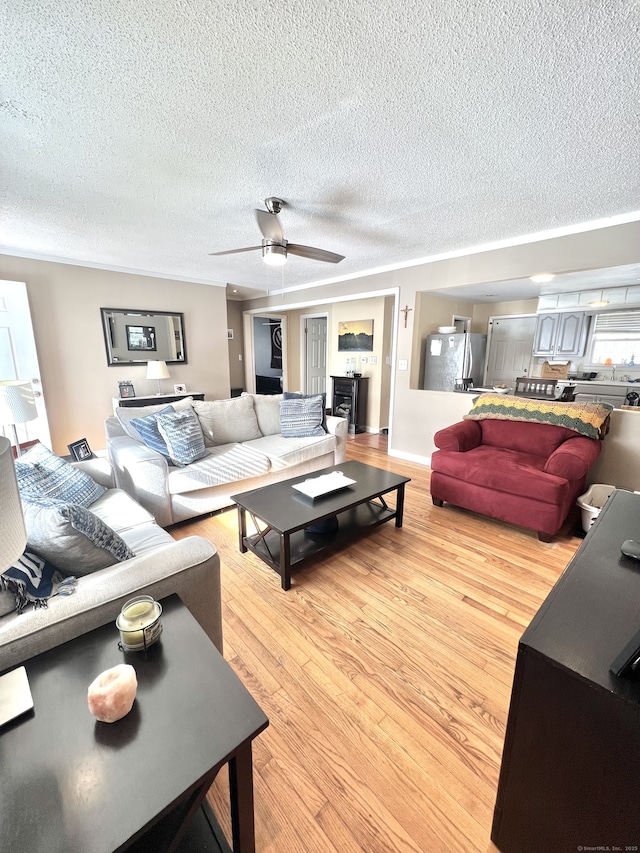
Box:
116;595;163;652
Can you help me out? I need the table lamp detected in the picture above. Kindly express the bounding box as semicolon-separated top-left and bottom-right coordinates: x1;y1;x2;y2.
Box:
0;381;37;457
146;360;170;395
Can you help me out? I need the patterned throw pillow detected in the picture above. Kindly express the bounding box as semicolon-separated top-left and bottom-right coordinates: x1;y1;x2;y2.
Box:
130;406;175;457
14;443;106;507
22;502;135;576
280;396;326;438
283;391;328;431
156;408;207;466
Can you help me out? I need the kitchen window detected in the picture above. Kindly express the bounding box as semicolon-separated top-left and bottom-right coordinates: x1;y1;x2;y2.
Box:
587;310;640;367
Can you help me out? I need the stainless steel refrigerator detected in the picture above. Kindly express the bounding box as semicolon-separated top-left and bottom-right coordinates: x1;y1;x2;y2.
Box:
422;333;487;391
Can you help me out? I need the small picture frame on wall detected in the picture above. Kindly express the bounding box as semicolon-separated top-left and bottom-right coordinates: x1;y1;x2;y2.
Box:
227;329;234;340
118;381;136;399
173;383;187;394
67;438;93;461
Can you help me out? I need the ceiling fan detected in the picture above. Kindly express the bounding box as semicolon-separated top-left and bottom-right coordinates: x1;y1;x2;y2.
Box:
209;197;345;266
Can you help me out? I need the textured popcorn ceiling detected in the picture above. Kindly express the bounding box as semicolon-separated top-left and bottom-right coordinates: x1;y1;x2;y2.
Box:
2;0;639;296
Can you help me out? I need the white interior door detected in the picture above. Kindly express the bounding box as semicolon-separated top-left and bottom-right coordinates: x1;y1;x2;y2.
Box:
485;315;536;387
0;281;52;450
305;316;327;394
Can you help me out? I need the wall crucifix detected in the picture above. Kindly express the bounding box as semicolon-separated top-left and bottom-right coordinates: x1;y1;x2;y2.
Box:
400;304;413;328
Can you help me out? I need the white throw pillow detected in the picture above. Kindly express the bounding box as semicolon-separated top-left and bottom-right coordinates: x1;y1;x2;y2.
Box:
192;396;262;446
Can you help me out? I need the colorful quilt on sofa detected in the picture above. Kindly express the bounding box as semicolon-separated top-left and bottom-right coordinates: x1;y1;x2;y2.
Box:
463;393;612;440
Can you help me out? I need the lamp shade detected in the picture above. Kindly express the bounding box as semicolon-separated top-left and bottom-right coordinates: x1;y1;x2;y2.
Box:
0;436;27;571
145;361;170;381
0;381;37;426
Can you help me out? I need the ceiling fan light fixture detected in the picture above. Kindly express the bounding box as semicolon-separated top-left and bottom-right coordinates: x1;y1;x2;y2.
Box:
262;244;287;266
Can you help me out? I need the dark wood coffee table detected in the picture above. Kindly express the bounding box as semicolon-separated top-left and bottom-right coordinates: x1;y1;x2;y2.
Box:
232;460;410;590
0;595;268;853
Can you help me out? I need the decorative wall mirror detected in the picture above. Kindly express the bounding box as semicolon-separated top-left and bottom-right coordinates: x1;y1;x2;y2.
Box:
100;308;187;365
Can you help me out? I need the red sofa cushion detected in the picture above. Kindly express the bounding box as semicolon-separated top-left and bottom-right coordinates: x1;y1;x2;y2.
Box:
431;445;571;505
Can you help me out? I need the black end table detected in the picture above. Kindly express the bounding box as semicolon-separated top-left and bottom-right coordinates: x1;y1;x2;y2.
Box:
0;595;268;853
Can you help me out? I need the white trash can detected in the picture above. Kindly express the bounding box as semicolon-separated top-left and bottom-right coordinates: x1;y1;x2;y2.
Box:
576;484;616;533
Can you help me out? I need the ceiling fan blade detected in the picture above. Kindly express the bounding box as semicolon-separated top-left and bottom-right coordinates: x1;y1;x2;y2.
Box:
255;209;283;242
287;243;345;264
208;246;261;256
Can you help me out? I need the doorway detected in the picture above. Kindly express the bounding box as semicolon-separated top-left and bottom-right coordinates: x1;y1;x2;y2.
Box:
484;315;536;387
252;316;284;394
0;280;51;451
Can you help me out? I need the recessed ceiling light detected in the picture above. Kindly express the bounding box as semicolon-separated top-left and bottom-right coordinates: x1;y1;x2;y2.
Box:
530;273;556;283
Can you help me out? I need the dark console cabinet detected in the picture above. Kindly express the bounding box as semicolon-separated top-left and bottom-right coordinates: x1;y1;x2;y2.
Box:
330;376;368;434
492;489;640;852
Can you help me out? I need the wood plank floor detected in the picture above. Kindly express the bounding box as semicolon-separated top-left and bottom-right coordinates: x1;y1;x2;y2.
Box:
170;434;583;852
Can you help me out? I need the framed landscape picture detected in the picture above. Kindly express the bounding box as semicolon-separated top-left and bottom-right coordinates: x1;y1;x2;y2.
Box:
338;319;374;352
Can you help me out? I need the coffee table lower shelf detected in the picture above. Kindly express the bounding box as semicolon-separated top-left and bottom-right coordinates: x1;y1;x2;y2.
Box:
240;499;398;590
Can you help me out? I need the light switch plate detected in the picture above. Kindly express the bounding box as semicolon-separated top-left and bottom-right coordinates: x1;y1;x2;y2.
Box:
398;359;408;370
370;356;377;365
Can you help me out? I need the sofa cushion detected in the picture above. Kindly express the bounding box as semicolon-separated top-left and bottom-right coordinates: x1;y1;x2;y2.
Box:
431;445;570;505
157;408;207;466
166;443;271;494
115;397;195;440
15;443;106;507
280;396;326;438
251;393;283;436
283;391;328;431
192;396;262;446
22;502;136;576
130;406;175;457
243;433;337;471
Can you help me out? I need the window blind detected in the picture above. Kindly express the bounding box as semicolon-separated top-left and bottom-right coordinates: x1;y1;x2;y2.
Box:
593;311;640;334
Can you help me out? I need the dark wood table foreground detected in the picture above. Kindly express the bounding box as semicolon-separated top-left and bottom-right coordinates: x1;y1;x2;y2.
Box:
0;595;268;853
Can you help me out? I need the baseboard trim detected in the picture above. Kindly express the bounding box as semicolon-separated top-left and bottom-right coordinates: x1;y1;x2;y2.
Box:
388;448;431;467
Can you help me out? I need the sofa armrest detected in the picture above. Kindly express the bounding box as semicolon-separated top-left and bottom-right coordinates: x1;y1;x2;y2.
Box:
544;436;602;480
0;536;222;672
434;420;482;452
107;434;174;527
73;457;115;489
326;414;348;464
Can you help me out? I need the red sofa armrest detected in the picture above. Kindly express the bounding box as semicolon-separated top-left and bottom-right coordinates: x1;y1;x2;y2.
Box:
544;436;602;480
434;420;482;452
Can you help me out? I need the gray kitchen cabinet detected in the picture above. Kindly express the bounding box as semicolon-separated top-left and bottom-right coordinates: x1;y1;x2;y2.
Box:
533;311;588;358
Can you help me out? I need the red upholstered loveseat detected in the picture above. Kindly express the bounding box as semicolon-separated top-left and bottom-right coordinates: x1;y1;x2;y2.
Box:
430;418;602;541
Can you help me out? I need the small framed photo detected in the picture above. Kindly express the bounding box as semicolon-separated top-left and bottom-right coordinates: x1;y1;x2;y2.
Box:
118;381;136;399
67;438;93;461
227;329;234;340
173;383;187;394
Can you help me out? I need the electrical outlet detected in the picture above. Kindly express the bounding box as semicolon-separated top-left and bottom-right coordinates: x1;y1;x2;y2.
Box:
385;356;391;366
238;354;242;361
398;359;408;370
369;356;377;365
360;356;367;364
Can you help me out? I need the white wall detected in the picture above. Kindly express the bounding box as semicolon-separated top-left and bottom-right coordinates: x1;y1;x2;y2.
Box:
0;255;230;454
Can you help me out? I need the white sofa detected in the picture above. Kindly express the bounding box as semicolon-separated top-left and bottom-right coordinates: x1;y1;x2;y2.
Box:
106;393;348;527
0;457;222;672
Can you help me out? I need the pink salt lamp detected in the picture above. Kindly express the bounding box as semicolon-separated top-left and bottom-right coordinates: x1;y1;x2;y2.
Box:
87;664;137;723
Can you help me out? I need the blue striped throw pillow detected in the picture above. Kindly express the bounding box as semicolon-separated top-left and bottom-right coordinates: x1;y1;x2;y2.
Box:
280;396;326;438
15;443;106;507
130;406;175;458
156;408;207;466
